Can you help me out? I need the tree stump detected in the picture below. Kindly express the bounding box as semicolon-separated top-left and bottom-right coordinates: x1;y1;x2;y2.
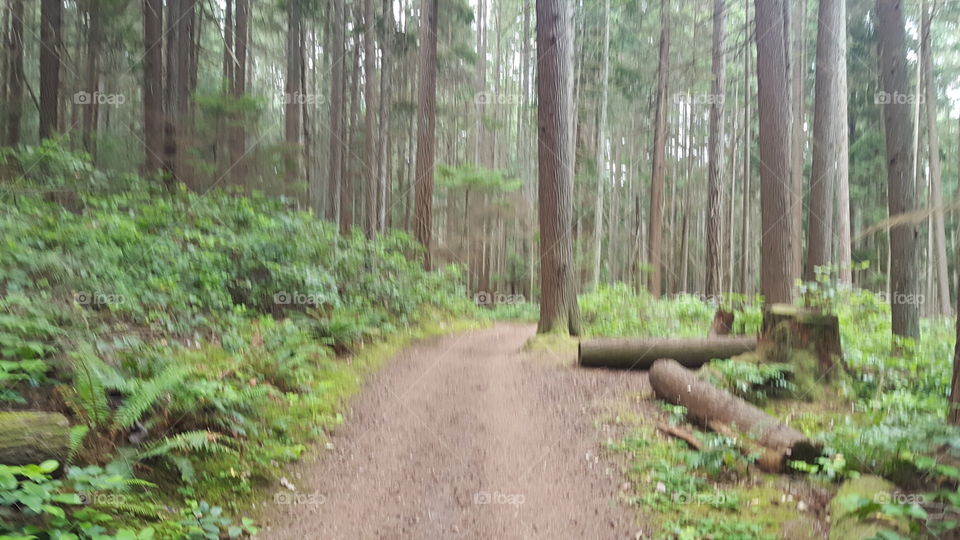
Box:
762;303;842;376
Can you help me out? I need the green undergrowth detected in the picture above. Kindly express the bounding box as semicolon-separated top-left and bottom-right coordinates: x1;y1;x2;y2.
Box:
0;144;481;539
608;420;810;540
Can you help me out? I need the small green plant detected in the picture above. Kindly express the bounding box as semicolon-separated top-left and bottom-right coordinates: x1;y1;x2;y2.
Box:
710;360;795;402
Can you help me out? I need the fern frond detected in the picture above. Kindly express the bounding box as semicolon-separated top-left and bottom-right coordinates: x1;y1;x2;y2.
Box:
136;430;236;461
114;365;191;430
68;424;90;464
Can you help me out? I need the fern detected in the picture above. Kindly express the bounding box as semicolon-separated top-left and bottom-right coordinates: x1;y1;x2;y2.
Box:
137;430;235;461
114;364;191;430
68;424;90;463
69;350;111;427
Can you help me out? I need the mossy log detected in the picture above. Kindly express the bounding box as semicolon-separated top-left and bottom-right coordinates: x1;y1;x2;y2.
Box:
578;336;757;369
0;412;71;466
649;359;822;472
828;476;909;539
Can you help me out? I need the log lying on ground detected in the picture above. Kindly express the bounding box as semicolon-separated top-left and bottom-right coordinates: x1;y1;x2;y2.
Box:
0;412;71;466
649;359;821;472
578;336;756;369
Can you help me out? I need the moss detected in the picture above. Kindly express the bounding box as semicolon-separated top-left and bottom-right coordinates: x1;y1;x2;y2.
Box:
828;476;909;540
522;333;578;355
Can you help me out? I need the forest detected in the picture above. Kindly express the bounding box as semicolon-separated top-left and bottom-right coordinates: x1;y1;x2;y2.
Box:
1;0;960;538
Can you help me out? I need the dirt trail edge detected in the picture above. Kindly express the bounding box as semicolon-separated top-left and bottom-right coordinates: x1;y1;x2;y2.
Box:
261;323;646;539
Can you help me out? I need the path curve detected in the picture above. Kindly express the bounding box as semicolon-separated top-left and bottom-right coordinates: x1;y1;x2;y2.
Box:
260;323;646;539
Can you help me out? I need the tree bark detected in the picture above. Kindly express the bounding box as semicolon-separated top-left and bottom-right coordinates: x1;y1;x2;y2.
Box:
284;0;302;184
143;0;165;176
921;0;950;317
805;0;848;281
4;0;23;146
39;0;62;140
876;0;920;341
230;0;248;186
377;0;393;234
0;412;70;466
755;0;794;305
649;359;821;470
363;0;378;238
789;0;807;285
579;337;757;369
705;0;726;297
413;0;439;269
591;0;610;291
647;0;670;298
535;0;581;335
327;0;345;222
740;0;752;295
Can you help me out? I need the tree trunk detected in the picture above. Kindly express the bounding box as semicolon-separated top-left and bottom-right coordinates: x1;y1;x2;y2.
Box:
39;0;62;140
804;0;848;281
591;0;610;291
740;0;752;295
876;0;920;341
143;0;165;176
327;0;345;222
377;0;393;234
647;0;670;298
535;0;581;335
413;0;439;269
284;0;302;184
705;0;726;297
578;336;757;369
754;0;794;305
921;0;950;317
789;0;807;285
649;359;821;471
81;3;101;155
230;0;248;186
4;0;23;146
0;412;71;466
363;0;378;238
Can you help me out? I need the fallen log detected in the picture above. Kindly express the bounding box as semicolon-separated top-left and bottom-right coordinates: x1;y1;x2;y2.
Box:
0;411;71;466
649;359;821;472
578;336;756;369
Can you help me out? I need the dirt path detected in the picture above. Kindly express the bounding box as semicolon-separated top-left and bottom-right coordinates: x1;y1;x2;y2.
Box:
260;323;647;539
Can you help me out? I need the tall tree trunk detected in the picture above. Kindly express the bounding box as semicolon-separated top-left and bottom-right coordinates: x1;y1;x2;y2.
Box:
5;0;23;146
413;0;439;269
739;0;752;295
921;0;950;317
81;3;101;155
285;0;303;184
230;0;248;186
143;0;165;176
876;0;920;341
39;0;62;140
804;0;848;282
591;0;610;291
789;0;807;284
755;0;794;305
327;0;345;222
377;0;393;233
647;0;670;298
705;0;726;297
363;0;378;237
535;0;581;335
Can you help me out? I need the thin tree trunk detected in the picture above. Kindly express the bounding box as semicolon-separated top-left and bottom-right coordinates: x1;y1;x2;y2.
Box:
705;0;726;296
285;0;302;184
143;0;165;176
805;0;848;282
789;0;807;284
81;4;101;155
230;0;248;186
39;0;62;140
921;0;950;317
647;0;670;298
378;0;393;234
740;0;752;295
5;0;23;146
413;0;439;269
363;0;378;237
591;0;611;291
876;0;920;341
327;0;345;222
